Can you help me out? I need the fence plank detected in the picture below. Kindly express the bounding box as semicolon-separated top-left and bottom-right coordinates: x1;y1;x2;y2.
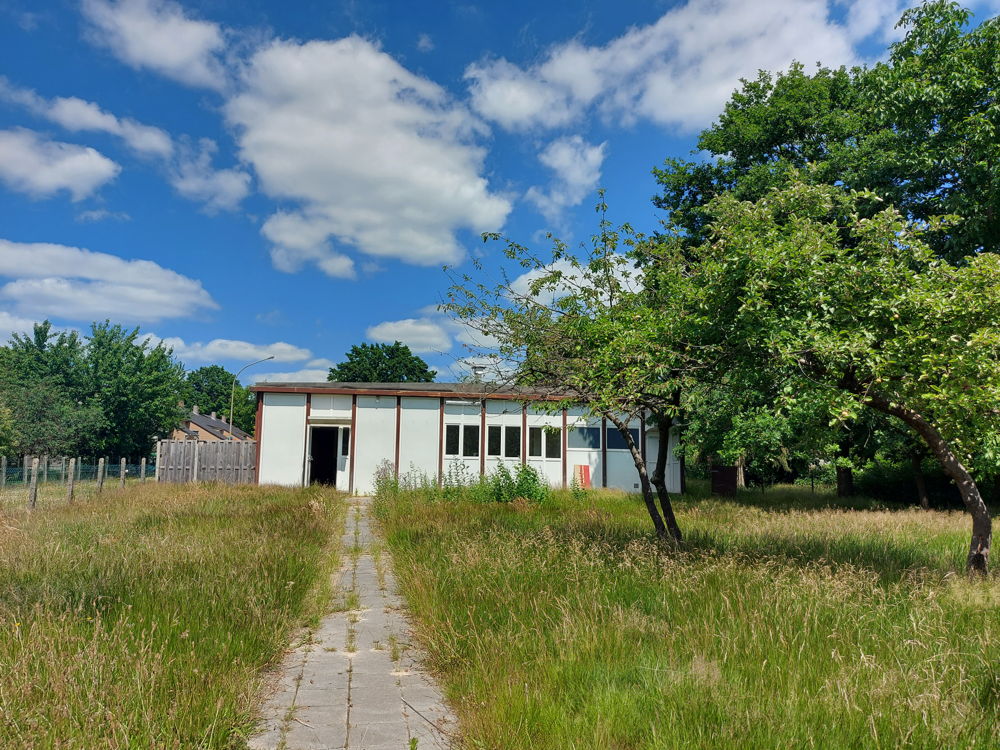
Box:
120;457;127;488
152;439;256;485
67;458;76;503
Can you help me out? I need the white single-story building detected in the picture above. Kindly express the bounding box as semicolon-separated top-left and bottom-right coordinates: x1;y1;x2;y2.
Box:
250;382;683;495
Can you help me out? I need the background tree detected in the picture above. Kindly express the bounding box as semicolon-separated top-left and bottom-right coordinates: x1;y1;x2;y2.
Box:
183;365;256;434
677;179;998;572
653;2;999;262
328;342;435;383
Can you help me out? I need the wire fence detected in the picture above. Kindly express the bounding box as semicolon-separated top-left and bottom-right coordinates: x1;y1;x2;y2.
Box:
0;455;157;512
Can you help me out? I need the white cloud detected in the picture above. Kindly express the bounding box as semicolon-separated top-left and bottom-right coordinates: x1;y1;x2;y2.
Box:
0;310;41;343
0;238;216;322
169;138;251;212
152;336;312;363
526;135;606;224
251;368;330;383
417;33;434;52
81;0;227;91
76;208;131;222
465;0;904;133
0;76;174;158
307;357;337;368
0;129;120;200
226;36;511;277
366;317;452;353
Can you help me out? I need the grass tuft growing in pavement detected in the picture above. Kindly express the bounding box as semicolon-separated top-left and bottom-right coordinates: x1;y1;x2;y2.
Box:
0;482;345;748
374;483;998;749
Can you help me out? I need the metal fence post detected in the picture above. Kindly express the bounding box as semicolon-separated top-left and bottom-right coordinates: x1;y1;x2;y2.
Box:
97;457;106;494
67;458;76;504
28;457;39;509
120;457;126;488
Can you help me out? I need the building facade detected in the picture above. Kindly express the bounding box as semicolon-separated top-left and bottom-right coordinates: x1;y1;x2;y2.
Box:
250;382;683;495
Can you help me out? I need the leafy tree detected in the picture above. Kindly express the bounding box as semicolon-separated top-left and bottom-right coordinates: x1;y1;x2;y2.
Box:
85;322;185;458
676;179;997;572
653;2;1000;262
447;206;690;541
328;342;435;383
184;365;256;434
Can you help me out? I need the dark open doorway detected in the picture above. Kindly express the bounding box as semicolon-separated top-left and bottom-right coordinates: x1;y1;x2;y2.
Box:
310;427;339;486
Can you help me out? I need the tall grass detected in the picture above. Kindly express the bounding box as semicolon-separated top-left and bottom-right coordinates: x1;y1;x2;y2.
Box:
374;484;998;749
0;482;345;748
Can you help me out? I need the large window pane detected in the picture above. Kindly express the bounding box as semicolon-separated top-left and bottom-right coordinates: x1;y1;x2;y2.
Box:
505;426;521;457
568;426;600;449
606;427;640;451
341;427;351;456
487;425;502;456
545;428;561;458
445;424;460;455
463;425;480;457
528;427;542;457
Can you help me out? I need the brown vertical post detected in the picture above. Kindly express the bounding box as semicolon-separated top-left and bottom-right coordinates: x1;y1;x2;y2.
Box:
348;395;357;494
120;457;126;488
437;397;445;487
303;394;312;486
28;457;39;509
97;457;106;494
66;458;76;504
562;408;568;489
601;417;608;488
479;399;486;477
140;457;146;482
394;395;402;480
0;456;6;491
254;393;263;485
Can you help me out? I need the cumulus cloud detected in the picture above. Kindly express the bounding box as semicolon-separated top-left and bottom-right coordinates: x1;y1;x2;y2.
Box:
0;238;216;322
525;135;606;224
81;0;227;90
0;310;41;342
251;368;330;383
465;0;908;133
0;77;249;211
0;128;120;200
169;138;251;212
0;76;174;158
226;36;511;277
151;336;311;363
366;317;453;353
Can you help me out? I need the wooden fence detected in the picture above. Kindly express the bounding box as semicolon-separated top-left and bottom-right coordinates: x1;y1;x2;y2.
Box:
155;440;257;484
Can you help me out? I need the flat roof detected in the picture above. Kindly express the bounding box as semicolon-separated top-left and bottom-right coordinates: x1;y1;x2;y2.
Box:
250;381;568;400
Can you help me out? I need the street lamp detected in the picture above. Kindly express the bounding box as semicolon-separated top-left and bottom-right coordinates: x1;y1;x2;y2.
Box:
229;355;275;437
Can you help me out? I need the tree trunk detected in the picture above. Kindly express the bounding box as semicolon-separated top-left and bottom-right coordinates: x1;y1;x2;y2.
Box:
861;391;991;574
607;414;671;540
836;436;854;497
911;453;930;510
649;413;683;542
735;455;746;489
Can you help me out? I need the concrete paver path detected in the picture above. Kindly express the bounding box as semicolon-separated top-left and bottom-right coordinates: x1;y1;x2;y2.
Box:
249;496;454;750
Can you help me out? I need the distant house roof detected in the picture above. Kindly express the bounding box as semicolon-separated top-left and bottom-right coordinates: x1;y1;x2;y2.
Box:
250;381;568;401
184;409;251;440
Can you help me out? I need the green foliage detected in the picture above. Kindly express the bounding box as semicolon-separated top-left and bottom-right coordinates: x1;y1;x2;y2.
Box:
328;341;435;383
470;463;550;504
183;365;256;434
653;1;1000;262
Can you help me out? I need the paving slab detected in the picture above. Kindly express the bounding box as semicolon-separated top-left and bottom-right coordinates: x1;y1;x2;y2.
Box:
248;496;455;750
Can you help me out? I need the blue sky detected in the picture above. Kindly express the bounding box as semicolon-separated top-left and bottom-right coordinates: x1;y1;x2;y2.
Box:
0;0;996;382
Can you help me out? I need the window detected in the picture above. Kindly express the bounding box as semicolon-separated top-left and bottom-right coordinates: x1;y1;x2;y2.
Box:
528;426;542;457
446;424;480;457
341;428;351;456
463;425;480;457
606;428;641;451
488;425;502;456
568;426;601;449
445;424;460;455
504;426;521;458
528;426;561;458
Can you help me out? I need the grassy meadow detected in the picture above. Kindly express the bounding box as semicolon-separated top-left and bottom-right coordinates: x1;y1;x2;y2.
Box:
374;481;999;749
0;482;345;748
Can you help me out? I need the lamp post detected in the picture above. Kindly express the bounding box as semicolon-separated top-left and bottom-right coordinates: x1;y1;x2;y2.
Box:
229;355;275;437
